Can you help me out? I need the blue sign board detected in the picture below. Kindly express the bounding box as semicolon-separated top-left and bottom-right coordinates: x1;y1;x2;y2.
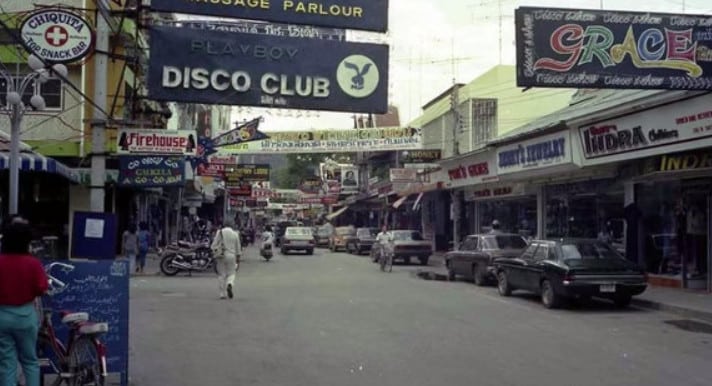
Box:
150;0;389;32
516;7;712;90
42;260;130;386
71;212;117;260
147;26;389;113
119;156;185;187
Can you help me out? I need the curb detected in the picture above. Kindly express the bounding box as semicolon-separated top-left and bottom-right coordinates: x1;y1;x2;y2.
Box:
414;269;448;281
631;298;712;323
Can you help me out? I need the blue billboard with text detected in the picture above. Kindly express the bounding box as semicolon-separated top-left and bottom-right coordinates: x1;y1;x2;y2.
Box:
515;7;712;90
147;26;389;113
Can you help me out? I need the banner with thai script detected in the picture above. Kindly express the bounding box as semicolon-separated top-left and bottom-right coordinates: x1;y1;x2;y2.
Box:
117;129;197;156
516;7;712;90
118;156;185;187
222;127;422;154
151;0;388;32
148;26;389;113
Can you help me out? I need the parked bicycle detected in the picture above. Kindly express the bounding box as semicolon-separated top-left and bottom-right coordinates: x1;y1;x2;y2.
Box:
37;262;109;386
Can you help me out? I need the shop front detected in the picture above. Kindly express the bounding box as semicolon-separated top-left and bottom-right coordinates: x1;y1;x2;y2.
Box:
466;183;538;238
575;94;712;291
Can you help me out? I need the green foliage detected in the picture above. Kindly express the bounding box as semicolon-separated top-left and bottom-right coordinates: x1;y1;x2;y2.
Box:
272;153;356;189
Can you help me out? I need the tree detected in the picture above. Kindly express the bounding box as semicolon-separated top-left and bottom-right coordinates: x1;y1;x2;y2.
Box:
273;153;355;189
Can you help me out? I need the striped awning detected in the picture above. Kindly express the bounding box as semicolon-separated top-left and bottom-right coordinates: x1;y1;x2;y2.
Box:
0;151;78;183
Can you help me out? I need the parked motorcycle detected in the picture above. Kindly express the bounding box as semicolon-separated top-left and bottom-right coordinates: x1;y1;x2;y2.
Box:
160;240;217;276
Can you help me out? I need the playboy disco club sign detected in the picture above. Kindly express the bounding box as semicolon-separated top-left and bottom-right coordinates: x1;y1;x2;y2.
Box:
147;26;389;113
20;9;95;63
151;0;389;32
515;7;712;90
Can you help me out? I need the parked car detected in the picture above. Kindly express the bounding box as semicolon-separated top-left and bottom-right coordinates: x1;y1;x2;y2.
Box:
314;226;332;247
329;226;356;252
493;239;647;309
445;233;528;285
346;227;379;255
281;226;316;255
383;230;432;265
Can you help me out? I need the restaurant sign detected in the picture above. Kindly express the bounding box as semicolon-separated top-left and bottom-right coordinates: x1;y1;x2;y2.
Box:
117;129;197;156
497;131;572;175
118;156;185;187
222;126;422;154
148;26;389;114
20;9;95;64
150;0;389;32
515;7;712;90
579;93;712;165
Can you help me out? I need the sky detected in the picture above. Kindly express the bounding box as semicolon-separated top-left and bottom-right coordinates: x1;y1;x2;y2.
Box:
234;0;712;132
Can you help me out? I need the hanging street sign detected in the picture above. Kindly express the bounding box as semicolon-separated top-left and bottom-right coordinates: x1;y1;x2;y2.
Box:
515;7;712;90
20;9;95;63
118;156;185;187
150;0;389;32
117;129;197;156
147;26;389;114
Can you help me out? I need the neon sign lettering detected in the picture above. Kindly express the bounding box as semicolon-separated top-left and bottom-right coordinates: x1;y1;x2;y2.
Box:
534;24;703;77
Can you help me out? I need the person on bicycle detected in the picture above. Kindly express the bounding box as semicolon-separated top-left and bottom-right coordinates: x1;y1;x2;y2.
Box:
0;217;49;386
375;225;391;262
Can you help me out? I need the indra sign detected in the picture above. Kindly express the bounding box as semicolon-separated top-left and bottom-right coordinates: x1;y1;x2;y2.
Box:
20;9;94;63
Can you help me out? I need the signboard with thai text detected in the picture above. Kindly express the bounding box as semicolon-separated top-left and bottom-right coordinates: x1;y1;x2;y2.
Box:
516;7;712;90
117;129;197;156
118;156;185;187
579;93;712;165
182;20;346;42
497;131;572;174
148;26;389;113
150;0;388;32
222;127;422;153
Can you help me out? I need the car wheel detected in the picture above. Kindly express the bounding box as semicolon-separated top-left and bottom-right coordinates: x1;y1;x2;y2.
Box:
281;248;288;255
473;264;487;287
307;249;314;255
404;257;411;265
541;280;562;309
419;257;428;266
446;262;456;282
613;295;632;308
497;271;512;297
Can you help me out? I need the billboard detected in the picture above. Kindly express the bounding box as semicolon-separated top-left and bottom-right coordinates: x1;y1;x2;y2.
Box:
148;26;389;113
221;127;422;154
118;156;185;187
150;0;389;32
515;7;712;90
340;165;359;194
117;129;197;156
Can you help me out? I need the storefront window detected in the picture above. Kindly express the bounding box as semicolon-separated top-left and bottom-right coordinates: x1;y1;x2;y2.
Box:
478;196;537;237
638;179;709;289
545;180;625;255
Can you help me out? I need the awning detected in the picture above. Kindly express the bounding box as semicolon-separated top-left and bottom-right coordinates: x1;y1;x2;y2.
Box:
392;195;409;209
326;205;349;221
0;151;78;183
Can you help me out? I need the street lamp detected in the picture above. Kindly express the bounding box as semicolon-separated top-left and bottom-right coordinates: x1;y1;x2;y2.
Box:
1;53;68;215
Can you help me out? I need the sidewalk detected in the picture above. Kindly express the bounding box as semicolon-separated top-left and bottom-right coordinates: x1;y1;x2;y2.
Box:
417;253;712;322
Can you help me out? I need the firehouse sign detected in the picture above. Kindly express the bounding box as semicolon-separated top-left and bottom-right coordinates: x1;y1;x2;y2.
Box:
150;0;389;32
20;9;94;63
147;26;389;113
116;129;198;156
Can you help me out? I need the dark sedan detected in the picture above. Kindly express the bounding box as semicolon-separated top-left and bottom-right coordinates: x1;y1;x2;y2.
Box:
494;239;647;309
346;227;379;255
445;233;528;285
314;226;332;248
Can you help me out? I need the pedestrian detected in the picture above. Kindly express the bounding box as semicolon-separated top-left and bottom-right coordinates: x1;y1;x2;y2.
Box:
211;218;242;300
0;218;49;386
121;223;138;273
136;222;150;275
489;220;503;234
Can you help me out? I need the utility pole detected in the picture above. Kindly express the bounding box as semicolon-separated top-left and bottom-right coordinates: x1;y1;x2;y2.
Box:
450;80;462;250
90;0;110;212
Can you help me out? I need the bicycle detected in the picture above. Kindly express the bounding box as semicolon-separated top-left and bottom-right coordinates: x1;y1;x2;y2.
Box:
37;262;109;386
379;249;393;273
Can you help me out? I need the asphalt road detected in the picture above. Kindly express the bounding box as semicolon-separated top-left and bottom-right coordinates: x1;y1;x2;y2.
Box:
129;247;712;386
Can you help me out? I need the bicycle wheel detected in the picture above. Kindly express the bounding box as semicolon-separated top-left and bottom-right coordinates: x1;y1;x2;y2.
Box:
385;253;393;273
67;337;105;386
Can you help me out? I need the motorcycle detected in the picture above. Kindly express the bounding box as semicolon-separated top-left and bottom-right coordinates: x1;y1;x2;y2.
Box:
160;240;218;276
260;243;273;261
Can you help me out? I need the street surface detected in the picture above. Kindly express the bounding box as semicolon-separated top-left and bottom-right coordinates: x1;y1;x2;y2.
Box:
129;248;712;386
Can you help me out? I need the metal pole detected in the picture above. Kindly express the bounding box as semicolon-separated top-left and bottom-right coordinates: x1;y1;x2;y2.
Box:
90;2;110;212
9;104;22;215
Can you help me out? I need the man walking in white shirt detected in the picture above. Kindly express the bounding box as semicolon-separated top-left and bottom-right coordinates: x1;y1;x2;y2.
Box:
211;219;242;299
